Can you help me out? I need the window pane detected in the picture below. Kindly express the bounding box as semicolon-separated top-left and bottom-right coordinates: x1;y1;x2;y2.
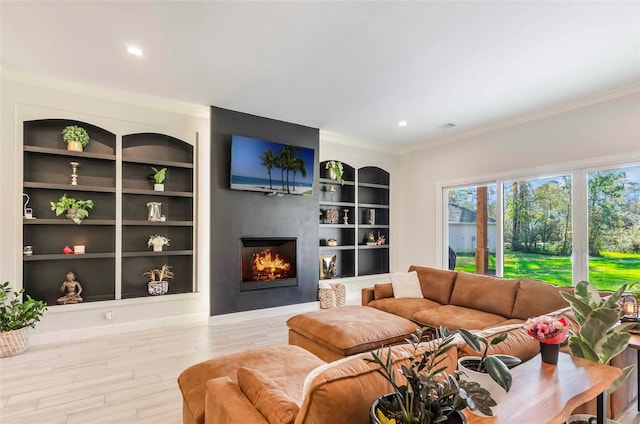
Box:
588;166;640;290
503;176;572;286
447;185;496;275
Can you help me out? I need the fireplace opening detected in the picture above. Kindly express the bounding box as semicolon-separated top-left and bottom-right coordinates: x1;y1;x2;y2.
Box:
241;237;297;291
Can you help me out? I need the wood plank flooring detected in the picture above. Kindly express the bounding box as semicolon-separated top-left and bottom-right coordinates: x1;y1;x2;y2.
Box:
0;315;289;424
1;314;639;423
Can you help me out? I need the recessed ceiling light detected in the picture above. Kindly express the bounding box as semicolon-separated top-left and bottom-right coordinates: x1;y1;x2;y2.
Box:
398;120;408;127
127;46;144;57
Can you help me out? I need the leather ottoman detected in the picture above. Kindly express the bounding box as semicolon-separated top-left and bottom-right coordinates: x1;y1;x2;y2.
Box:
287;305;419;362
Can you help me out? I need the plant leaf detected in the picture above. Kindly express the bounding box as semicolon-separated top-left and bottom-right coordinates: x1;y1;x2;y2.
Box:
484;356;513;392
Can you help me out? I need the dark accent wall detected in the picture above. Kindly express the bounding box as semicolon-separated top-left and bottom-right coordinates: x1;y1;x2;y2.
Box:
210;107;319;315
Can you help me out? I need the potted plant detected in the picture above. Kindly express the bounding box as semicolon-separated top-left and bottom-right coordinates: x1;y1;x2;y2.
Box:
561;281;635;424
143;264;174;296
149;167;167;191
147;235;170;252
0;282;47;357
325;160;344;185
50;193;94;224
61;125;90;152
367;326;498;423
457;328;522;416
326;238;338;247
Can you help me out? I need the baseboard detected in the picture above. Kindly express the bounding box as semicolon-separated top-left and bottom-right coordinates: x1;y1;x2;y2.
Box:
29;312;209;346
209;301;320;325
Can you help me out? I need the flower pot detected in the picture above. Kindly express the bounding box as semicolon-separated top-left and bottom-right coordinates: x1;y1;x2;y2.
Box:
326;240;338;247
148;281;169;296
65;208;84;223
370;393;468;424
328;168;337;180
0;327;29;358
154;183;164;192
539;342;560;365
67;141;83;152
458;356;505;417
566;414;620;424
153;244;163;252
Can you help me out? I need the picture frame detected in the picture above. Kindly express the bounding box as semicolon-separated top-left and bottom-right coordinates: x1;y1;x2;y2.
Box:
319;254;337;280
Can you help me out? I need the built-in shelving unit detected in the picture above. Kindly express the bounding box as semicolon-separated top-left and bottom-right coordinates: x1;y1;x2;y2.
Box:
318;161;390;279
22;119;195;306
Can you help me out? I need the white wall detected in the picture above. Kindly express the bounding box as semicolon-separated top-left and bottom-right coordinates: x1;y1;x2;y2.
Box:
397;87;640;271
0;72;211;343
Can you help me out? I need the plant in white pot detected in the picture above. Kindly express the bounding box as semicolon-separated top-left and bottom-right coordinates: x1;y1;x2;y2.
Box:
61;125;90;152
0;282;47;357
149;167;167;191
325;160;344;185
50;193;94;224
144;264;174;296
457;329;522;417
147;235;170;252
561;281;634;424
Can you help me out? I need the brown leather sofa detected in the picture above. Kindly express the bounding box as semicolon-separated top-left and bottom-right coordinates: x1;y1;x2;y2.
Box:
361;265;636;420
177;342;457;424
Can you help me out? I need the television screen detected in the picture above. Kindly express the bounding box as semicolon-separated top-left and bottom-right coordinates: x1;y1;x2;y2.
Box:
231;135;315;196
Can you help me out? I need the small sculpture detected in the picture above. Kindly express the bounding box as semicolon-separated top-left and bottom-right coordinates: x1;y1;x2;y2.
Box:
325;209;339;224
57;271;83;304
147;202;162;222
343;209;349;224
70;162;79;186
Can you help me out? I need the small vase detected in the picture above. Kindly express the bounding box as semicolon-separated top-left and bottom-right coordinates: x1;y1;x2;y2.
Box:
148;281;169;296
539;342;560;365
328;168;337;180
67;141;83;152
154;183;164;192
153;244;163;252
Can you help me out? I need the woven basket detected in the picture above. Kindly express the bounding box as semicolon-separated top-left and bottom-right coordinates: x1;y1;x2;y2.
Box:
0;327;30;358
331;283;346;307
319;287;335;309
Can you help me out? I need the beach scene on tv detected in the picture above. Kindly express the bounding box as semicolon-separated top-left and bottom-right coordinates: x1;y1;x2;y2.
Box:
231;135;315;195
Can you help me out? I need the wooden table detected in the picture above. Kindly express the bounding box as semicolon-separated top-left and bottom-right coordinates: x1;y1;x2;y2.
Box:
463;352;621;424
627;334;640;411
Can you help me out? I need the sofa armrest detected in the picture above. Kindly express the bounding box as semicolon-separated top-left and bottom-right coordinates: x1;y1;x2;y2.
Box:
205;377;269;424
362;287;374;305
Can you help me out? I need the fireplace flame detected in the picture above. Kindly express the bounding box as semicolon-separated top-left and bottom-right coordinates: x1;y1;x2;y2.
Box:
252;249;292;281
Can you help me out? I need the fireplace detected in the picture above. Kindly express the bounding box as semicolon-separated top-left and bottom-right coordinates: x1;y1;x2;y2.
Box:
241;237;298;291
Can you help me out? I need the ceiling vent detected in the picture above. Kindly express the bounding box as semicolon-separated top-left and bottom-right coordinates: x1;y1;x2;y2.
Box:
440;123;456;129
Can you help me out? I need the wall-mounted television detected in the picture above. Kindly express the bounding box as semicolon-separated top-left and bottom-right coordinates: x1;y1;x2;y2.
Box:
231;135;315;196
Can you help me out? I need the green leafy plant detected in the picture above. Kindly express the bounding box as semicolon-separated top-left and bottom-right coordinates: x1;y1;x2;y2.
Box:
458;329;522;393
149;167;167;184
50;193;94;224
367;327;497;423
560;280;634;392
325;161;344;185
0;282;47;331
143;264;174;283
61;125;90;146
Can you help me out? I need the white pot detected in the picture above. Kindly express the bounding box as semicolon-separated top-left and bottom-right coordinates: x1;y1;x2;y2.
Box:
153;244;163;252
458;356;506;417
154;183;164;192
566;414;620;424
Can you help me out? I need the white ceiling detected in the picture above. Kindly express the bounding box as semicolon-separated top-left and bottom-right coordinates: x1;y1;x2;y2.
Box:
1;1;639;150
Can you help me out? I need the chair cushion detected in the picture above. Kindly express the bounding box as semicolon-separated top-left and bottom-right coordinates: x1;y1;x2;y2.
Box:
237;367;299;424
390;271;423;298
374;283;393;299
408;265;457;304
449;272;520;317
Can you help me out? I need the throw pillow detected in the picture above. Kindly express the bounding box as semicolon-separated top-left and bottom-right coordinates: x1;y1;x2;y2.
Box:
390;271;423;298
237;367;299;424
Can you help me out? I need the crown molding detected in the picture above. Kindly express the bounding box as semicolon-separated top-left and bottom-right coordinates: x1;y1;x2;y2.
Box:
0;68;211;119
319;130;398;154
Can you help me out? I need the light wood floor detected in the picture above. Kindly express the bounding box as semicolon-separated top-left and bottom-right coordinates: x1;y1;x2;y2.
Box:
1;314;639;424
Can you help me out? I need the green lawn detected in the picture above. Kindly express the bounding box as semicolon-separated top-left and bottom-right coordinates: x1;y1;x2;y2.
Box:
454;251;640;291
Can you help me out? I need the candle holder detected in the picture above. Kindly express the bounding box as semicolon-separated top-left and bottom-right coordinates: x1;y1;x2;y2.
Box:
147;202;162;222
343;209;349;224
70;162;79;186
620;294;638;322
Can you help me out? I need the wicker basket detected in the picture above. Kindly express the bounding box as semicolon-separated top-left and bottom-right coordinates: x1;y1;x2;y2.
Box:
0;327;30;358
331;283;346;307
319;287;335;309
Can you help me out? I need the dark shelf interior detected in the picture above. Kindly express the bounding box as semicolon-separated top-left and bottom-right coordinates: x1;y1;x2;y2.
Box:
24;119;116;156
123;133;193;165
24;152;116;189
122;161;193;192
121;255;193;298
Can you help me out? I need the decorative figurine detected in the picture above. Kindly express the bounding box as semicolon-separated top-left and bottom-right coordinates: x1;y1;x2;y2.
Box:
70;162;79;186
57;271;83;304
368;209;376;225
147;202;162;222
367;231;377;245
23;193;34;219
325;209;339;224
328;186;336;201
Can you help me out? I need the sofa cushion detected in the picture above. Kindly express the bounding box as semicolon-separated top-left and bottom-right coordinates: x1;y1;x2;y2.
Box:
411;305;507;330
374;283;393;299
449;272;520;317
204;377;270;424
237;367;299;424
368;297;442;320
390;271;423;298
454;321;540;362
297;342;458;424
287;305;418;357
510;278;572;320
408;265;457;304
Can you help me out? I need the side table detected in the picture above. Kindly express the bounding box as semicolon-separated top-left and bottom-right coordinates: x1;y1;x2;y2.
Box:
463;352;621;424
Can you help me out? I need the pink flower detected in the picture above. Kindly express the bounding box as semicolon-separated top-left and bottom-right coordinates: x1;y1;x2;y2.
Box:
524;316;569;344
